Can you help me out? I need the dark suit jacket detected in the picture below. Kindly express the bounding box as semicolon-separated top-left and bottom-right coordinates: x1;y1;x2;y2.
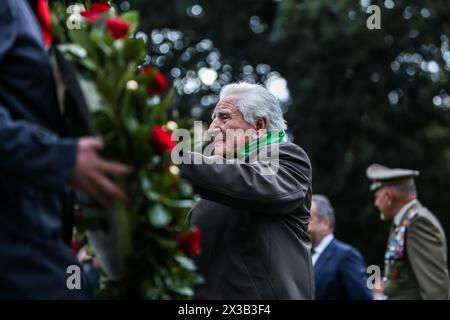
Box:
314;238;373;300
180;143;314;299
0;0;90;299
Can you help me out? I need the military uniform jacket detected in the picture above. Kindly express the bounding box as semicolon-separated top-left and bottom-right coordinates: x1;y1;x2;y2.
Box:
384;200;449;300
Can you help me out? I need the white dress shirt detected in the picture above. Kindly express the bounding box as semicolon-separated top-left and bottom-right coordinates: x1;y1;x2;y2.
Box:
312;233;334;266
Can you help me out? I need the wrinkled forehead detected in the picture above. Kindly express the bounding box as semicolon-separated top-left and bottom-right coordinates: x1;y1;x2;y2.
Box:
213;96;240;113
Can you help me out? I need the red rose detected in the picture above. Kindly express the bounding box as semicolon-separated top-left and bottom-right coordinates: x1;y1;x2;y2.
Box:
106;17;131;39
150;125;176;154
80;2;111;23
69;236;76;254
36;0;53;48
143;67;169;95
175;227;201;257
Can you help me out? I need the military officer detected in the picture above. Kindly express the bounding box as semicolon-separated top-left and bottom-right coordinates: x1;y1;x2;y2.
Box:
366;164;449;300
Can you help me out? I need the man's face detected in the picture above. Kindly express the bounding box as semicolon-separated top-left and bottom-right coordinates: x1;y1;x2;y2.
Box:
308;201;331;246
374;187;395;220
209;96;256;156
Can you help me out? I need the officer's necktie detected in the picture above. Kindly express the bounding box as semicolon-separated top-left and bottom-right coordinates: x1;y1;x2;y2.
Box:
36;0;53;48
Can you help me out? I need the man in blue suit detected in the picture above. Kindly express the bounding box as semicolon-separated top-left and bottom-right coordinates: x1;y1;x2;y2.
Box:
308;195;373;300
0;0;131;299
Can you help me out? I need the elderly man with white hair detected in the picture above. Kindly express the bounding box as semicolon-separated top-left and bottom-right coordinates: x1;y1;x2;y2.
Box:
179;82;314;299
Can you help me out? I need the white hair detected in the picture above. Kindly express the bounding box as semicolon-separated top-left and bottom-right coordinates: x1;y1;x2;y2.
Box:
219;82;287;131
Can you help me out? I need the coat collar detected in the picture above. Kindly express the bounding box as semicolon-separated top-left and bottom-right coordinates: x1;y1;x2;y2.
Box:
313;237;337;273
393;199;418;226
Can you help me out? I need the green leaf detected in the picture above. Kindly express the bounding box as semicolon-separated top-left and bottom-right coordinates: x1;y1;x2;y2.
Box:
144;190;159;202
145;286;160;300
91;29;113;57
174;255;197;271
68;29;98;64
125;115;139;132
141;175;160;201
130;124;151;163
154;236;178;249
96;71;114;103
140;173;152;190
170;285;194;297
121;11;140;34
150;88;175;124
162;198;196;208
57;43;87;60
178;180;194;197
129;121;151;144
193;273;206;285
122;38;146;64
148;203;171;228
93;11;110;32
76;74;105;112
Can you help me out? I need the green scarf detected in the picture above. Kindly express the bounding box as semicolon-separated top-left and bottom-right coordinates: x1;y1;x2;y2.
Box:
240;131;287;157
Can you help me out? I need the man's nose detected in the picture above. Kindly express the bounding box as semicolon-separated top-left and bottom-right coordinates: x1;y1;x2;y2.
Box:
209;119;222;133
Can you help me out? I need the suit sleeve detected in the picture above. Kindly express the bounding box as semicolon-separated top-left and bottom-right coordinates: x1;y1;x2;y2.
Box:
406;217;450;300
0;2;78;193
339;248;373;300
179;145;312;213
0;1;17;61
0;108;78;193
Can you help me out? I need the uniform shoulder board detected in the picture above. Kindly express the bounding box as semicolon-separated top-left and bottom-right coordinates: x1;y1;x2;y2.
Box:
407;209;419;220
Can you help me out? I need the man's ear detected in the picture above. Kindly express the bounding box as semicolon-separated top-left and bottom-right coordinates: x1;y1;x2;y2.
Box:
385;188;396;205
323;217;332;229
386;188;394;200
255;117;268;130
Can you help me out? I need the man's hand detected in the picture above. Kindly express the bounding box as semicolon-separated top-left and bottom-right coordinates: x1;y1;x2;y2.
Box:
70;137;132;207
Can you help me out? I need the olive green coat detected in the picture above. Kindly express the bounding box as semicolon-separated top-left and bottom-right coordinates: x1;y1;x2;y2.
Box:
383;201;449;300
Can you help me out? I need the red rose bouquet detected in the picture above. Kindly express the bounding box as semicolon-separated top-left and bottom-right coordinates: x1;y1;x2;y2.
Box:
51;1;201;299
